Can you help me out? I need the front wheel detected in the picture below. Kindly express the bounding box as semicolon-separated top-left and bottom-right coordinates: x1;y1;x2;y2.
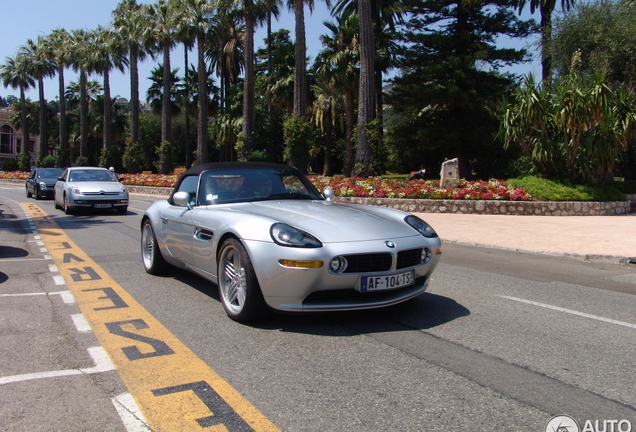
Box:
141;220;169;274
217;238;266;323
63;194;73;215
26;187;32;198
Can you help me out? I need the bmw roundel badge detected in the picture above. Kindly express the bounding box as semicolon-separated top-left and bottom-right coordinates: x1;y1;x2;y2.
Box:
385;241;395;248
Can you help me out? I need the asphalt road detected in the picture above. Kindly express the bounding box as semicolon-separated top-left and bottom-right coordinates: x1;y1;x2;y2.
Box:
1;183;635;432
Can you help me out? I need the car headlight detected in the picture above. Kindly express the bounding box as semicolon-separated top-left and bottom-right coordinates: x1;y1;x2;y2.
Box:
70;187;81;195
270;223;322;248
39;181;47;188
405;215;438;238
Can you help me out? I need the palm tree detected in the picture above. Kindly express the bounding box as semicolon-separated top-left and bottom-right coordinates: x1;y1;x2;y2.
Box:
146;65;182;116
147;0;180;172
517;0;575;85
113;0;154;149
174;0;216;165
19;36;56;162
47;28;73;166
1;54;35;169
172;0;197;168
223;0;278;158
90;27;129;162
314;13;359;176
331;0;404;175
207;11;245;113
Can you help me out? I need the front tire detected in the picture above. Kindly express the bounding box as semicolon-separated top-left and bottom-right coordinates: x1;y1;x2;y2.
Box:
141;220;169;274
63;194;74;215
26;187;32;198
217;238;266;323
34;186;40;200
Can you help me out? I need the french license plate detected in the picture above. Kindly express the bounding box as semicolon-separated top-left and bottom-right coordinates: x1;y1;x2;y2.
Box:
94;203;112;208
359;270;415;292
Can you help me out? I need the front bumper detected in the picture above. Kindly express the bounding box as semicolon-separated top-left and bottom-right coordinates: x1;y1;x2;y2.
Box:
244;235;442;312
68;196;129;209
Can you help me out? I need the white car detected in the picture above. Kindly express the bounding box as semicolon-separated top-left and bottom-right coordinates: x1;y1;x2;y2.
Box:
54;167;129;215
141;162;442;322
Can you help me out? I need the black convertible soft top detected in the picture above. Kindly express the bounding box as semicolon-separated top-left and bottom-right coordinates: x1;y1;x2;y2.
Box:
181;161;298;177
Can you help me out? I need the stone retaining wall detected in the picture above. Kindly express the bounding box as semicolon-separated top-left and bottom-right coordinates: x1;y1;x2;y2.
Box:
124;185;631;216
333;197;631;216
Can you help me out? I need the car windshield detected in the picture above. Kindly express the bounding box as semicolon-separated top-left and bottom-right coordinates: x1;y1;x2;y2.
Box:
36;169;63;179
195;167;323;205
69;169;116;182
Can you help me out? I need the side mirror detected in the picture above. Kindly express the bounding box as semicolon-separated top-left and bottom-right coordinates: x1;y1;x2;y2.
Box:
172;191;193;210
57;177;65;182
323;187;335;202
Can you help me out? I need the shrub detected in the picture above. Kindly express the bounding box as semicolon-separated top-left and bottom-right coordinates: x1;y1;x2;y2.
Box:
508;176;626;201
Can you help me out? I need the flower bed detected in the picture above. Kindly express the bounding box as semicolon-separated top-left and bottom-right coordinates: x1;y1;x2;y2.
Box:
0;171;530;201
309;176;529;201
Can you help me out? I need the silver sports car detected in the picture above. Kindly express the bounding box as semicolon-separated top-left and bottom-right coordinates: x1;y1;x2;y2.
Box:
141;162;442;322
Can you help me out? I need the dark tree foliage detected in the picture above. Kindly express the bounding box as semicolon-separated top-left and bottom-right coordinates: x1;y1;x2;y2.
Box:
552;0;636;85
387;0;537;179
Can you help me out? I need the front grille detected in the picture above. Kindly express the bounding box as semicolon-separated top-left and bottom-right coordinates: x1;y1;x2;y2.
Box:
342;253;392;273
83;191;121;196
396;248;422;269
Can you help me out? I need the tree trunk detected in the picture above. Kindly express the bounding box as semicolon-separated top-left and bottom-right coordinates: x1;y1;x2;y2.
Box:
19;87;30;166
160;40;171;174
293;0;307;118
540;4;553;87
103;69;112;154
130;47;140;145
161;41;172;145
197;31;208;165
242;12;256;159
343;87;356;177
79;70;89;160
322;104;333;176
267;12;275;162
183;44;192;168
57;65;68;166
355;0;375;176
38;77;47;161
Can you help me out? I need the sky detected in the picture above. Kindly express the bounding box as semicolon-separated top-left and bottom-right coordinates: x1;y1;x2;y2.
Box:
0;0;540;103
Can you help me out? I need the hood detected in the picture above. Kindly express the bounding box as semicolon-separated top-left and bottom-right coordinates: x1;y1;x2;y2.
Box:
71;181;127;194
233;200;418;243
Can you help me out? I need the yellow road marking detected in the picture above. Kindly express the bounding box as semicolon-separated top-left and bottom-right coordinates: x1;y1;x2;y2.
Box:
24;203;281;432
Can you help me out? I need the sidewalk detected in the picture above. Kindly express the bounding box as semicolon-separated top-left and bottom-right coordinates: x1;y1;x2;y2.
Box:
415;213;636;265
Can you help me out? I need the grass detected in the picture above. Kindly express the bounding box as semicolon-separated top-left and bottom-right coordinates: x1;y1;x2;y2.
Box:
507;176;628;202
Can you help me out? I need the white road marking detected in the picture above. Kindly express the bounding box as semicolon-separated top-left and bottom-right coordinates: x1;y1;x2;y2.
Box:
0;290;75;304
111;393;153;432
0;346;115;385
53;275;66;285
499;295;636;329
71;313;92;333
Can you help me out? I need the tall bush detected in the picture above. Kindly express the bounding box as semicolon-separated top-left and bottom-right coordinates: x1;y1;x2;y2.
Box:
499;73;636;184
